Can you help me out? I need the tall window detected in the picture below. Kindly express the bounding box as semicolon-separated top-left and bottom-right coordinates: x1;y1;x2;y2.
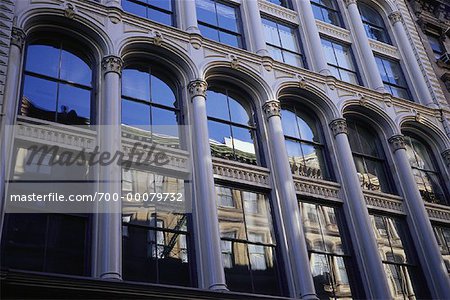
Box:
281;103;330;180
216;185;281;296
311;0;343;27
358;2;390;44
404;135;447;205
267;0;292;9
300;202;356;299
321;38;359;85
427;34;445;60
122;0;175;26
196;0;243;48
206;87;257;165
432;225;450;275
347;120;393;193
21;40;92;125
122;169;191;286
375;56;411;100
121;66;180;148
262;18;304;68
370;214;429;299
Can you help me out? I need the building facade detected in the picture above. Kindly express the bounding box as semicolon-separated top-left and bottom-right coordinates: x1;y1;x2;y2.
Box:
0;0;450;299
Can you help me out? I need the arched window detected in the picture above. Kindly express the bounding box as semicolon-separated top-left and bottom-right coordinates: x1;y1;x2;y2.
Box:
347;119;393;193
21;39;93;125
121;65;181;148
206;87;257;165
404;135;447;205
311;0;344;27
358;2;391;44
122;0;175;27
281;103;330;180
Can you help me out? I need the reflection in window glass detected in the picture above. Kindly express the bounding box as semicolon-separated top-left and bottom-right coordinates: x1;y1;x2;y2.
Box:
321;38;359;85
432;225;450;275
427;34;445;59
358;2;391;44
311;0;343;27
122;0;174;26
216;185;280;295
375;56;411;100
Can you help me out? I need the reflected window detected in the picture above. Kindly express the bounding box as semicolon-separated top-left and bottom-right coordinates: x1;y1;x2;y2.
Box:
281;103;330;180
122;0;175;26
300;202;356;299
206;87;257;165
358;2;391;44
375;55;411;100
216;185;281;295
121;66;180;148
404;135;447;205
311;0;343;27
262;18;304;68
121;168;192;286
427;34;445;60
196;0;243;48
370;214;430;299
347;120;393;193
21;40;92;125
432;225;450;275
267;0;292;9
321;38;360;85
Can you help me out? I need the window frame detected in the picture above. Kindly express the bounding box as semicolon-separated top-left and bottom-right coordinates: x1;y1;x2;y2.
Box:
310;0;344;28
121;0;176;27
374;55;412;101
358;2;392;45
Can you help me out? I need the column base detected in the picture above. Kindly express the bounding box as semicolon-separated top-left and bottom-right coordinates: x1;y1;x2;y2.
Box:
208;283;228;291
299;292;319;300
100;272;122;280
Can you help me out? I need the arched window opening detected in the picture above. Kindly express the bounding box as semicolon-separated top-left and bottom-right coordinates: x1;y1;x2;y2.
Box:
358;2;391;44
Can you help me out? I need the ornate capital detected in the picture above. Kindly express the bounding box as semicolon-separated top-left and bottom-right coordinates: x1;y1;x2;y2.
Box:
11;27;26;49
329;118;347;136
388;11;403;24
262;100;281;119
388;135;406;152
343;0;357;7
188;80;208;99
102;55;123;76
442;149;450;167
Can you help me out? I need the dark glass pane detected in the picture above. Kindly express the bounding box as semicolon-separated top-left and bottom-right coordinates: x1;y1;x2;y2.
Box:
122;99;151;131
25;44;59;78
228;96;250;125
157;232;191;286
365;158;390;193
151;75;176;107
148;8;172;26
60;49;92;86
122;0;147;18
359;3;384;27
150;0;172;11
206;90;229;120
198;24;220;42
223;241;253;293
281;108;301;139
297;115;315;141
196;0;217;26
151;106;179;147
57;84;91;125
285;139;303;174
122;68;150;101
217;2;238;32
322;8;341;26
301;143;325;179
219;31;240;48
310;253;333;298
22;75;58;121
249;245;280;295
408;137;435;170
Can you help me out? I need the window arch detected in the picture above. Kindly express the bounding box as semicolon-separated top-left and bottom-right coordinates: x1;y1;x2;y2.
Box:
121;65;181;148
281;103;331;180
206;86;258;165
311;0;344;27
20;39;93;125
347;119;393;193
358;2;391;44
403;134;448;205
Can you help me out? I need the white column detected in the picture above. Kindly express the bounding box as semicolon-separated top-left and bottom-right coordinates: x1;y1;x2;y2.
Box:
182;0;200;34
0;27;26;239
296;0;330;75
245;0;269;55
262;100;317;300
344;0;385;92
388;135;450;298
388;12;434;106
329;118;391;298
97;55;123;280
188;80;227;291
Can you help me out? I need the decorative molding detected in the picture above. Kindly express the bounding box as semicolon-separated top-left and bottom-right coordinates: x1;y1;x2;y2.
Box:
343;0;357;7
388;11;403;24
229;54;239;69
102;55;123;75
153;31;163;46
316;20;351;42
369;40;399;58
262;100;281;119
189;33;202;49
426;203;450;223
64;2;76;19
258;0;298;23
188;80;207;99
11;27;26;49
329;118;348;136
442;149;450;166
261;55;273;71
364;190;405;213
293;175;341;200
212;158;270;188
388;135;406;152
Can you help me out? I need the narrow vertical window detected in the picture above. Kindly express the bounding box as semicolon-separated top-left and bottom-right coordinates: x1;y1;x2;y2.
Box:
375;56;411;100
358;2;391;44
122;0;175;26
321;38;360;85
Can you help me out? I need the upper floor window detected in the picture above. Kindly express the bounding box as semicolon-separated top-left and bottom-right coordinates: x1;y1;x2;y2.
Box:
311;0;343;27
427;34;445;60
321;38;359;85
375;55;411;100
21;40;92;125
347;120;393;193
216;185;281;295
267;0;292;9
404;135;447;205
121;66;181;148
358;2;390;44
262;18;304;68
122;0;175;26
206;87;257;165
281;103;330;180
196;0;243;48
432;225;450;275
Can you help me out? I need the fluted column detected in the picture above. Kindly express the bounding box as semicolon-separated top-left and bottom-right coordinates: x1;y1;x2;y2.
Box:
0;28;26;238
296;0;330;75
263;100;317;300
245;0;269;55
388;135;450;298
188;79;227;291
182;0;200;34
344;0;385;92
388;12;433;105
329;118;391;298
97;55;123;280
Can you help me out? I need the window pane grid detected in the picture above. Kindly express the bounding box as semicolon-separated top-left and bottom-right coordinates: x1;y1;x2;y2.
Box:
122;0;174;26
311;0;343;27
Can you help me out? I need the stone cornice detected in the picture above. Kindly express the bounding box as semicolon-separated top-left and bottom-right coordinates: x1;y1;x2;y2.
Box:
188;80;208;99
388;135;407;152
102;55;123;75
329;118;348;136
11;27;26;49
262;100;281;119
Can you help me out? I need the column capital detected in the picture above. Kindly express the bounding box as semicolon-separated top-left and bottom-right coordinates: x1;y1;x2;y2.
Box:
344;0;357;7
262;100;281;119
329;118;348;136
188;79;208;99
11;27;26;49
388;11;403;24
102;55;123;76
388;135;406;152
442;149;450;167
